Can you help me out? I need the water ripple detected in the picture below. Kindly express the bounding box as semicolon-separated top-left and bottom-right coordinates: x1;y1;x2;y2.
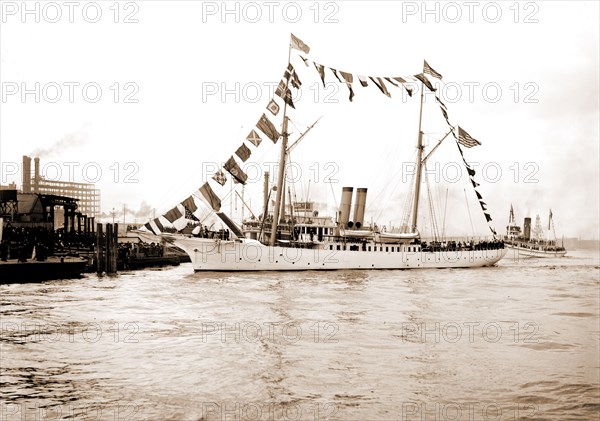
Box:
1;250;598;420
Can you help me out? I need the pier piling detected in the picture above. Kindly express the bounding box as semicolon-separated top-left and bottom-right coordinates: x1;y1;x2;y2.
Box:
96;223;104;274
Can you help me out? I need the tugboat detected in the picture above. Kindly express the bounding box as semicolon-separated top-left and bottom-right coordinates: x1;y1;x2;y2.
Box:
503;205;567;258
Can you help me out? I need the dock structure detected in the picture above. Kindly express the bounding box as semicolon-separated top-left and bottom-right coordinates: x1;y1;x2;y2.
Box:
95;223;119;274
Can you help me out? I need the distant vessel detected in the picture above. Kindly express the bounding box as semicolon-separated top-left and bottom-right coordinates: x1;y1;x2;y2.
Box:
165;35;507;270
503;205;566;258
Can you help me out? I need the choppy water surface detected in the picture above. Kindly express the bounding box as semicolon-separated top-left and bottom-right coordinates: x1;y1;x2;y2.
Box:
1;250;599;420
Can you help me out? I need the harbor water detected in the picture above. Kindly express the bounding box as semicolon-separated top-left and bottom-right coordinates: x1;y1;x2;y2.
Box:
1;250;599;420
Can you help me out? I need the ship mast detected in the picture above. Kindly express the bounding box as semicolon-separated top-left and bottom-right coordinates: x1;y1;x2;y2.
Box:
269;41;292;246
410;70;426;233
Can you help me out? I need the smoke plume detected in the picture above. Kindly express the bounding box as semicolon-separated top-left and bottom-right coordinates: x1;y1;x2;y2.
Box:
31;123;91;158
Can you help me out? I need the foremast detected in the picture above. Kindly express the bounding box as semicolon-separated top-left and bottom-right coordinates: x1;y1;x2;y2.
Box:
269;41;293;246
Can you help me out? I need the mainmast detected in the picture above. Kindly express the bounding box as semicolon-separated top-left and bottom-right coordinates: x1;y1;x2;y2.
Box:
410;70;426;233
269;42;292;246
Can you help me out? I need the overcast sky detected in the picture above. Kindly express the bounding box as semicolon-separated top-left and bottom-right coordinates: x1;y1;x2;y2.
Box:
1;1;598;239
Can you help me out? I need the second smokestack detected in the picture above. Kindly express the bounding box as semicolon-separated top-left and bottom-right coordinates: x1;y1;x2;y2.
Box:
523;217;531;240
352;188;368;229
34;157;40;193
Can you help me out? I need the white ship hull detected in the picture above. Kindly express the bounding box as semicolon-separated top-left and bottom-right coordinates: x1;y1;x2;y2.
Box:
172;237;507;271
505;244;567;258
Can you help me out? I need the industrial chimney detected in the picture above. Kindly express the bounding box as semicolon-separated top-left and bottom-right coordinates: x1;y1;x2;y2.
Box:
523;217;531;240
352;188;368;229
34;157;40;193
22;156;31;193
339;187;353;228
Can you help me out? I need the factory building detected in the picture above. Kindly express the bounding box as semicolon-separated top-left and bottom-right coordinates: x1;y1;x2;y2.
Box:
22;155;101;217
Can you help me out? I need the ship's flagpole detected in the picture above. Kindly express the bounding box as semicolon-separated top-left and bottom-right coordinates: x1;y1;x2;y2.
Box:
410;62;426;234
269;37;293;246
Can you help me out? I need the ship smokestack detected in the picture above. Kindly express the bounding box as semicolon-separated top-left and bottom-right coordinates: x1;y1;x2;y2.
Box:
339;187;353;228
523;217;531;240
34;157;40;193
22;155;31;193
352;188;368;229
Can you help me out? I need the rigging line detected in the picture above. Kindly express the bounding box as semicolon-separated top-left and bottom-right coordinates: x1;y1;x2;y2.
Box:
422;128;454;164
186;195;213;226
424;168;440;241
402;155;416;232
191;179;240;218
400;168;416;232
402;152;418;228
288;117;321;152
373;165;408;224
154;61;313;219
328;179;338;217
434;168;445;236
428;173;438;240
442;188;449;239
287;168;298;218
153;145;268;220
285;117;321;208
154;109;298;218
291;187;299;222
463;188;475;238
366;135;405;188
426;182;435;239
235;190;257;220
285;149;298;219
370;147;418;224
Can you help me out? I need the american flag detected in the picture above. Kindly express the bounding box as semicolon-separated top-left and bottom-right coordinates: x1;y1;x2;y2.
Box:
423;60;443;79
457;126;482;148
212;170;227;186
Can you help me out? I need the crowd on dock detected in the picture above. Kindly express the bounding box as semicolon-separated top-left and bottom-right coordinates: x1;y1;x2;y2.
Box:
117;242;165;260
1;226;55;262
0;225;173;269
0;224;94;262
